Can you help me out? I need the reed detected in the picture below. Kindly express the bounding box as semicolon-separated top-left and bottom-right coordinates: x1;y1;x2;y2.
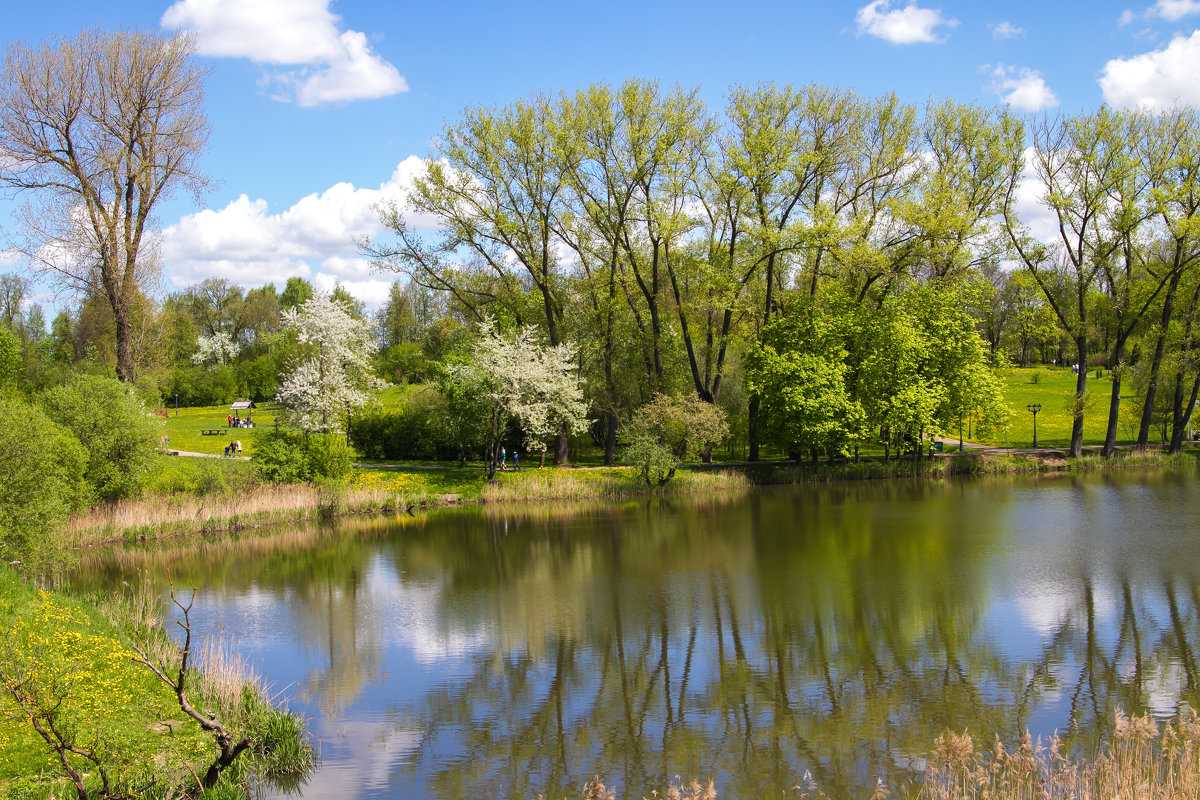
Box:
481;467;749;502
919;710;1200;800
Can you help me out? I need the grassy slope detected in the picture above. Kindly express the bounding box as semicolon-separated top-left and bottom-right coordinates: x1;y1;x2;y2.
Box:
0;567;214;797
988;366;1139;448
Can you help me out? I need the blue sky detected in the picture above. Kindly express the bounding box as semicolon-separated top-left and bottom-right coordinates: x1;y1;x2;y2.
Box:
3;0;1200;307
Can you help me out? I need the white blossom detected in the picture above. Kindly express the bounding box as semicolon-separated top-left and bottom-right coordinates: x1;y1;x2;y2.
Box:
275;293;386;433
456;319;588;473
191;331;240;366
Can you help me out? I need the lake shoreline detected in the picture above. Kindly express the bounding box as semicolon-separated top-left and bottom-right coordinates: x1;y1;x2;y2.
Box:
56;449;1199;551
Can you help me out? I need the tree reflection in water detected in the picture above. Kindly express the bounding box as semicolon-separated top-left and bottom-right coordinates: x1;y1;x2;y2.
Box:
70;470;1200;799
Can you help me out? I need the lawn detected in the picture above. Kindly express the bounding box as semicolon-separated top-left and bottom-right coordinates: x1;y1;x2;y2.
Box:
985;366;1140;448
162;402;280;456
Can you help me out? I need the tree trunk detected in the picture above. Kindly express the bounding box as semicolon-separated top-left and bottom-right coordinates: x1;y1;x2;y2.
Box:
748;395;760;461
1070;336;1087;458
1102;336;1128;457
1140;271;1183;448
604;411;617;467
554;422;569;465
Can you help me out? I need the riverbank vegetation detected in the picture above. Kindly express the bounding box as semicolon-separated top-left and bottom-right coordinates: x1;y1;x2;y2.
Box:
0;566;312;799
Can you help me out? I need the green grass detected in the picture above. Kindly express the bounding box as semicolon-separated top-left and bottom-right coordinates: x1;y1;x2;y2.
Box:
986;366;1139;448
0;566;311;798
161;403;279;456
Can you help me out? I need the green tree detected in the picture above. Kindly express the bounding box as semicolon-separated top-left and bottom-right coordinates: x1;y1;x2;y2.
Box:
39;374;162;500
0;393;87;562
746;300;866;459
620;393;729;485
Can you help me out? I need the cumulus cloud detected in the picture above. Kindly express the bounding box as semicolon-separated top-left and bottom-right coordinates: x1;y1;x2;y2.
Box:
161;0;407;106
1121;0;1200;24
162;156;431;306
1100;30;1200;108
984;64;1060;112
855;1;958;44
989;21;1025;39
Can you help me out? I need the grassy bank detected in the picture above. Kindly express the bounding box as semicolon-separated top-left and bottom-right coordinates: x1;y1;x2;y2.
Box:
0;566;312;799
59;447;1199;548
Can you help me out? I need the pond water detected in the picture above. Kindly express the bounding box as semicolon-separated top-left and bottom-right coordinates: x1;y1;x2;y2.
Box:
70;470;1200;799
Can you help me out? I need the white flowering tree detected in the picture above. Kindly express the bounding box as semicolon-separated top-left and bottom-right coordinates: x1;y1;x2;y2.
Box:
191;331;240;366
276;293;386;434
457;320;588;478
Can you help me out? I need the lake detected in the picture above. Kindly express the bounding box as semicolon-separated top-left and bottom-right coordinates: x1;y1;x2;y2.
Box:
69;469;1200;799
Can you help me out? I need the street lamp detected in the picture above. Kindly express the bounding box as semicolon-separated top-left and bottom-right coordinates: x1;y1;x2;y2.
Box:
1027;403;1042;448
174;393;179;417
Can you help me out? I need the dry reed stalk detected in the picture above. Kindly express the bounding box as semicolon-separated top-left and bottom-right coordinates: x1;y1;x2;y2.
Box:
920;710;1200;800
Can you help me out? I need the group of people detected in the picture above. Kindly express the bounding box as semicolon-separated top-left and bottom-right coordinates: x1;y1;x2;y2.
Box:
498;447;520;470
227;414;253;428
224;440;242;457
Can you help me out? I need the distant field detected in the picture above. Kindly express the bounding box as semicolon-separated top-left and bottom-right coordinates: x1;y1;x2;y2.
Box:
158;367;1158;461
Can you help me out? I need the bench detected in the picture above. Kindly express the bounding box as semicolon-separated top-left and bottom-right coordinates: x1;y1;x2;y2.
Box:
200;429;225;436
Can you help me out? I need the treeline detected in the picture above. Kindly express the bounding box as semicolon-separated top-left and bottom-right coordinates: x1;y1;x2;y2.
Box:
9;81;1200;466
360;80;1200;461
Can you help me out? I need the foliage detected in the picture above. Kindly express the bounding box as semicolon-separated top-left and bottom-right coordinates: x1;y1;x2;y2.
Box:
747;301;866;457
620;394;730;485
349;387;458;461
252;428;355;483
275;293;386;434
456;320;589;477
192;331;241;366
0;393;88;563
38;374;162;501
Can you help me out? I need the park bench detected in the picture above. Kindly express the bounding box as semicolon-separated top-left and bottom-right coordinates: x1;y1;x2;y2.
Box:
200;428;225;436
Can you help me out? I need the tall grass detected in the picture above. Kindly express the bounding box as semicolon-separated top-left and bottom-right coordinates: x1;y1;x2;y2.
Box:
920;710;1200;800
481;467;749;502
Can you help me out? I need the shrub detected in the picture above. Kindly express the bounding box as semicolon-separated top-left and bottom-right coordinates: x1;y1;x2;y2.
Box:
0;393;88;562
252;429;355;483
38;374;162;501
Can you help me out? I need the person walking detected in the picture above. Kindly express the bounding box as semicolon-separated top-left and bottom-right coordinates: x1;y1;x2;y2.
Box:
236;439;242;455
513;451;519;471
499;446;507;470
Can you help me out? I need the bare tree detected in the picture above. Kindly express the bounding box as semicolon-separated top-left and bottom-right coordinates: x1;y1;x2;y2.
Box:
0;28;209;382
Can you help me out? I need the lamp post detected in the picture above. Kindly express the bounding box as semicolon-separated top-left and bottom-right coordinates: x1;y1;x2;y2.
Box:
1027;403;1042;448
174;393;178;417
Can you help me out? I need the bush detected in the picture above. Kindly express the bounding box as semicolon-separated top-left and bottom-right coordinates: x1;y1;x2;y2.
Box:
39;374;162;501
252;429;355;483
349;387;458;460
0;393;88;562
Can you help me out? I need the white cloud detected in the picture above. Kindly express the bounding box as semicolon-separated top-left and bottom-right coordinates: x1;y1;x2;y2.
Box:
989;21;1025;39
854;1;958;44
985;64;1060;112
162;156;432;306
161;0;407;106
1014;147;1069;246
1120;0;1200;24
1100;30;1200;109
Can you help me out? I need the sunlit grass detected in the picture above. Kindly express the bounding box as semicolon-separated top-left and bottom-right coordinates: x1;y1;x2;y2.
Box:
987;366;1139;448
161;403;279;456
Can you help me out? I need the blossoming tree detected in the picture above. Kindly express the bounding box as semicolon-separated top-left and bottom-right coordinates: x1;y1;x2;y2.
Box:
276;293;385;433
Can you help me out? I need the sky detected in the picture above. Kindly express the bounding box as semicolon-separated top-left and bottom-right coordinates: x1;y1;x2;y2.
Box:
3;0;1200;309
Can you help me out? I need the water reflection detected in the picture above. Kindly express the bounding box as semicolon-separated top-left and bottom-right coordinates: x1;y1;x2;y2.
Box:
71;470;1200;798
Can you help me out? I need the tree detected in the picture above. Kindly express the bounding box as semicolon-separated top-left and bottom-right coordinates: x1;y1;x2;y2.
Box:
747;299;867;460
620;393;729;485
456;320;588;478
1002;109;1129;458
0;393;87;563
0;28;209;382
275;293;385;434
38;374;161;501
